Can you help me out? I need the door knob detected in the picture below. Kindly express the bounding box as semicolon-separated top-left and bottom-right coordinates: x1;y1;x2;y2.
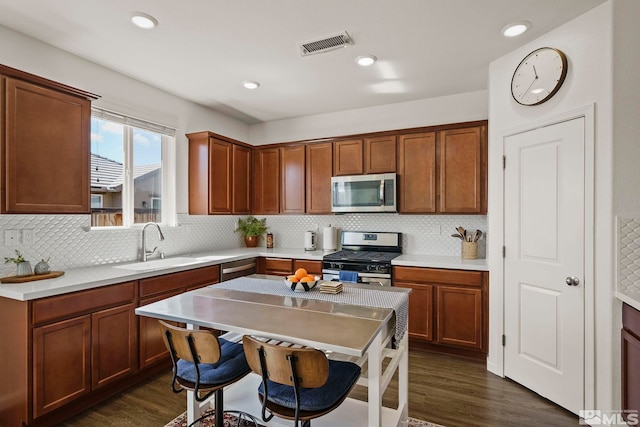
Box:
565;276;580;286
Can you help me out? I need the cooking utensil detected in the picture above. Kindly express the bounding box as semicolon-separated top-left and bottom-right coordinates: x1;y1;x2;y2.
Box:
456;226;467;241
451;233;464;240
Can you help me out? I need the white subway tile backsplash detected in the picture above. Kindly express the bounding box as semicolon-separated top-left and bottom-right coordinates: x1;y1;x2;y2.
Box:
0;213;486;277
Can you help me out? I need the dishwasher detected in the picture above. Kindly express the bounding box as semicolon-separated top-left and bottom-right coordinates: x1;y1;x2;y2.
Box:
220;258;257;281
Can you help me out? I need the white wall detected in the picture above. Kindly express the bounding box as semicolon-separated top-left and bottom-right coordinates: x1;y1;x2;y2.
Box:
249;90;487;145
488;1;615;411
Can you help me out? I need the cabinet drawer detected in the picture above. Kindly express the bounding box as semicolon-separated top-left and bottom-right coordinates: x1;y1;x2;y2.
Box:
265;258;293;273
624;303;640;339
393;266;483;287
293;259;322;276
32;281;136;325
139;265;220;297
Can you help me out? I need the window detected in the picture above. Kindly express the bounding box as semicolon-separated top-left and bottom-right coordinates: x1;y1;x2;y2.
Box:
90;108;176;227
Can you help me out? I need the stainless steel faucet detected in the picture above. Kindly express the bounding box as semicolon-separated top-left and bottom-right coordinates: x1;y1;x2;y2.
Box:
141;222;165;262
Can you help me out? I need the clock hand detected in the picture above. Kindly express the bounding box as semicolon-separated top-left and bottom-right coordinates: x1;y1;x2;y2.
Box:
533;65;538;79
520;74;539;100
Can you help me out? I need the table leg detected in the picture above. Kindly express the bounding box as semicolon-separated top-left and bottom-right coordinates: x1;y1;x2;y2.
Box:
368;331;382;427
398;335;409;419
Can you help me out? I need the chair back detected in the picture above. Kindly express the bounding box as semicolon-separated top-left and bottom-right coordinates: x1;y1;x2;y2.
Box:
243;335;329;388
158;320;221;364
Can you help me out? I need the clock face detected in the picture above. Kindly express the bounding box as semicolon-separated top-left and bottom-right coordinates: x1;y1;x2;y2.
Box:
511;47;568;106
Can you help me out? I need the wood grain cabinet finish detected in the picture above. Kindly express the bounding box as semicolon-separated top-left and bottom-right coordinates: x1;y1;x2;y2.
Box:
439;126;486;213
1;66;99;214
33;315;91;418
280;145;306;214
333;139;364;176
393;266;488;358
393;282;433;342
138;291;182;368
187;132;251;215
306;142;333;214
293;259;323;276
397;132;437;213
622;303;640;417
253;147;280;214
263;257;294;276
364;136;396;174
91;303;137;390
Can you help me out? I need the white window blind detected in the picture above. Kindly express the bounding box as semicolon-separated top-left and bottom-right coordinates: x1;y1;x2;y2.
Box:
91;107;177;137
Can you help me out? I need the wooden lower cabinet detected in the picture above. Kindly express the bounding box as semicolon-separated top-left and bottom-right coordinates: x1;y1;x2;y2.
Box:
293;259;322;276
622;303;640;417
258;257;322;277
33;315;92;418
139;291;182;368
394;266;487;359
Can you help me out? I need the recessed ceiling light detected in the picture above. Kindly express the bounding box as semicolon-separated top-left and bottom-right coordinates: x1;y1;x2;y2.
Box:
501;21;531;38
242;80;260;90
355;55;377;67
131;12;158;29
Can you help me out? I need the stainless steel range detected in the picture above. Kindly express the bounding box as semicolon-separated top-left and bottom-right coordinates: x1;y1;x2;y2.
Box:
322;231;402;287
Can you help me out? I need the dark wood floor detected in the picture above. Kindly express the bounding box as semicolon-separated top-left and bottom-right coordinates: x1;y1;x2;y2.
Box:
61;350;579;427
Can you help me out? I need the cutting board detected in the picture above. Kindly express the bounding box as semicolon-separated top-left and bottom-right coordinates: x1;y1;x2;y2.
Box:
0;271;65;283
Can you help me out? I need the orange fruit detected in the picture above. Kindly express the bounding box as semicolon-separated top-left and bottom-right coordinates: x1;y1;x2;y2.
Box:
294;268;308;280
300;275;316;283
287;275;299;283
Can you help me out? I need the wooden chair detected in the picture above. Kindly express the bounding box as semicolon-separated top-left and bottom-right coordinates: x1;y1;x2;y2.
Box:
243;335;361;427
158;321;256;427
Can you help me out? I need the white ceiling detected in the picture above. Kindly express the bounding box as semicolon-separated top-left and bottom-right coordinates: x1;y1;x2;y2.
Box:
0;0;605;124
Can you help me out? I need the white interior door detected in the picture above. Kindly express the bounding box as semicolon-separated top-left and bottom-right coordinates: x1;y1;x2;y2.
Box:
504;117;585;414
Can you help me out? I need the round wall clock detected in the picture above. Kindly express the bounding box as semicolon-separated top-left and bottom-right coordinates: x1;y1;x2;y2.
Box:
511;47;568;106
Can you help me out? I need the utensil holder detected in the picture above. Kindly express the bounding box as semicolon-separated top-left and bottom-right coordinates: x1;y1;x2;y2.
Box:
461;241;478;260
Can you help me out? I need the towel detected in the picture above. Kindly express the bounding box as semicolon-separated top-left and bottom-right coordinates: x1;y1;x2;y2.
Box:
338;270;359;283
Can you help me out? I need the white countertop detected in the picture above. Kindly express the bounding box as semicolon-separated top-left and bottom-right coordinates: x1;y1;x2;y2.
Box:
0;246;487;301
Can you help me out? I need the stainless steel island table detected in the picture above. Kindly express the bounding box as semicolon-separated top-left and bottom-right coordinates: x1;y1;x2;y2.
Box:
135;275;410;427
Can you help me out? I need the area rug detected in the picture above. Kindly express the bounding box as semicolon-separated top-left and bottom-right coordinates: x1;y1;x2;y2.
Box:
165;409;446;427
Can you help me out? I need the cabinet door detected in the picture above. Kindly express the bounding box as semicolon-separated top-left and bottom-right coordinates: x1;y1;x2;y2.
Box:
139;291;182;368
91;304;137;389
232;144;251;214
3;77;91;213
364;136;396;174
208;138;232;214
436;286;482;349
306;142;333;214
33;315;91;418
622;329;640;416
253;148;280;214
265;258;293;276
333;139;363;176
280;145;306;214
397;133;436;213
439;126;485;213
394;282;433;342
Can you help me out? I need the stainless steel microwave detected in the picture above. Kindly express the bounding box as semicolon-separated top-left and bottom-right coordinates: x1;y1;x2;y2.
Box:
331;173;397;213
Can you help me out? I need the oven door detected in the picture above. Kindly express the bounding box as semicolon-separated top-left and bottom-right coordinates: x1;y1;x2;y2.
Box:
322;270;392;287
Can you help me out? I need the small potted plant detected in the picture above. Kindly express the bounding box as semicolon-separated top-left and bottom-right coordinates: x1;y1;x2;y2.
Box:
235;216;268;247
4;250;32;277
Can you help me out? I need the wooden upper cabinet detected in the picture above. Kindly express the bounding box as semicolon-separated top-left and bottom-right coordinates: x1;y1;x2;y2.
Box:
306;142;332;214
187;132;251;215
333;139;363;176
280;145;306;214
232;144;251;214
1;67;99;214
253;147;280;214
364;136;396;174
397;132;436;213
439;126;486;213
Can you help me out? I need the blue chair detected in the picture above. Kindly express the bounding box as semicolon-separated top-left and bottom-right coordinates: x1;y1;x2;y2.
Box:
159;321;256;427
242;335;361;427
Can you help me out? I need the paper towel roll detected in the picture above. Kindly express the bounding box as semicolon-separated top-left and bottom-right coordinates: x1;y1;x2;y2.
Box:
323;226;337;251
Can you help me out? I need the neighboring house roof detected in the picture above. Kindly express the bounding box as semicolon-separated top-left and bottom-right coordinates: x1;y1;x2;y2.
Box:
91;153;160;192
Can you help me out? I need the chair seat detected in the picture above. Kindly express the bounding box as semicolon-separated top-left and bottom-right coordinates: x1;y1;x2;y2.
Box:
258;359;361;412
177;338;250;386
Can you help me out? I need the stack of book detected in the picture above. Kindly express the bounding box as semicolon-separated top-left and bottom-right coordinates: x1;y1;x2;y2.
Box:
319;281;343;294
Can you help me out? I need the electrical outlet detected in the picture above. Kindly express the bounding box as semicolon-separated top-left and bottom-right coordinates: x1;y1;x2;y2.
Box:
22;229;35;246
4;230;19;246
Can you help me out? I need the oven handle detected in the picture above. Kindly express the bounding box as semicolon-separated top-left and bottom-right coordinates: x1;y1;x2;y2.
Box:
379;180;385;206
361;277;386;286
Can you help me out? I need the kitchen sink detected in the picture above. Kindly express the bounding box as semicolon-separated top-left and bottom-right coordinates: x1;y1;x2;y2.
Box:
113;257;202;271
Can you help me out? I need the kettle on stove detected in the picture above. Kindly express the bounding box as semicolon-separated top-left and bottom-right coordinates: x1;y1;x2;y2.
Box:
304;231;317;251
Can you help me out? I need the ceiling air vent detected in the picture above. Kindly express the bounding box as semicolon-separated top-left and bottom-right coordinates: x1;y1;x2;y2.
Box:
300;31;353;56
